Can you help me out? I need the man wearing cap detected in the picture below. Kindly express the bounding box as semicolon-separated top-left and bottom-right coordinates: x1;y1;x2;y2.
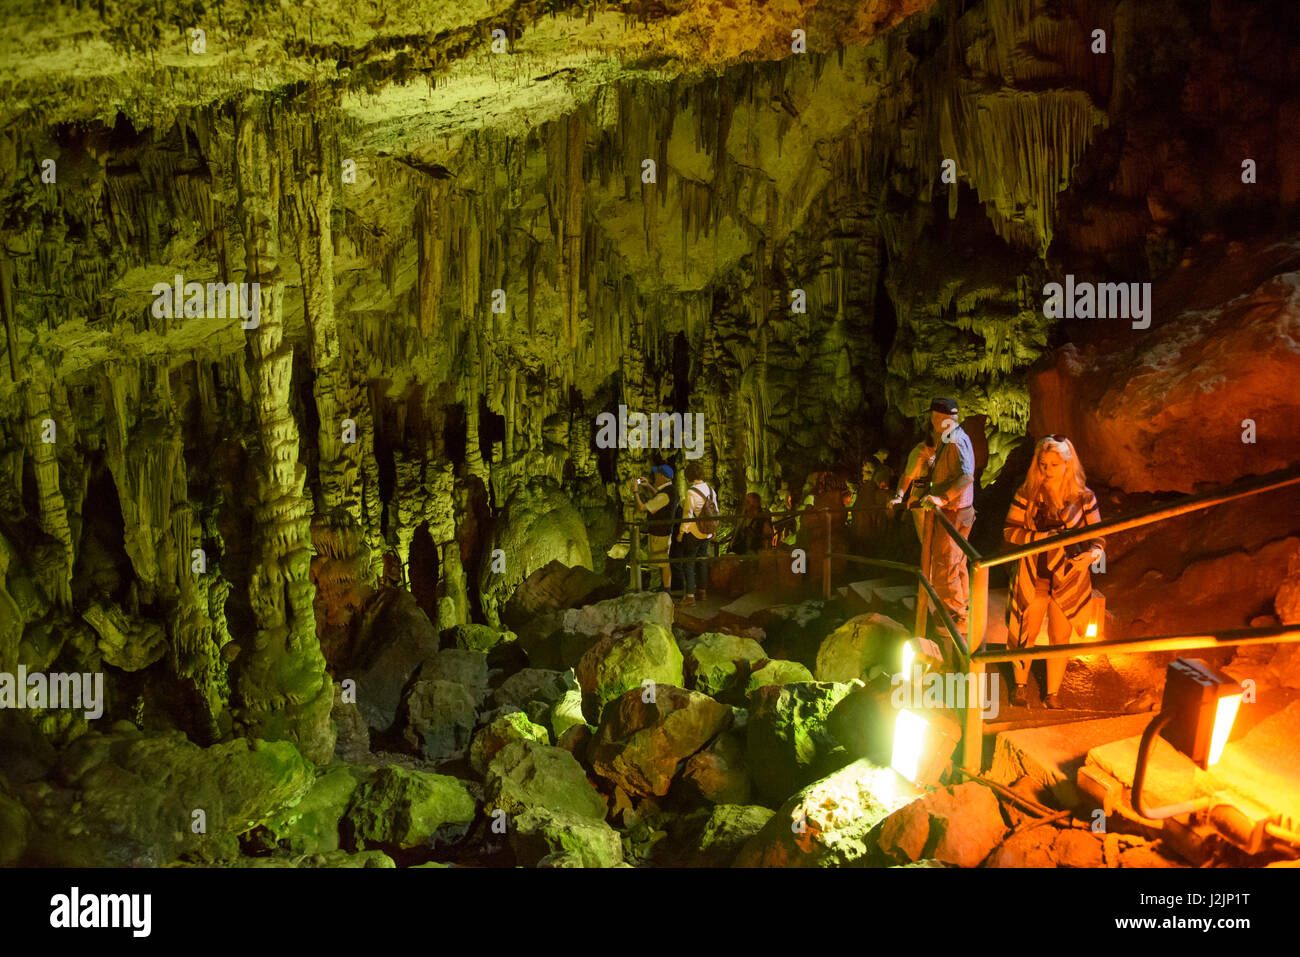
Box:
633;464;678;591
921;397;977;635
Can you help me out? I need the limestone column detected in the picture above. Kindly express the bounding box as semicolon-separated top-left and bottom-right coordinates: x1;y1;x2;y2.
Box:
231;99;332;763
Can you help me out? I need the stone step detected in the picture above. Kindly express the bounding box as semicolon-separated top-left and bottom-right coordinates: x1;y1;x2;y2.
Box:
840;577;916;616
716;587;805;632
987;712;1155;810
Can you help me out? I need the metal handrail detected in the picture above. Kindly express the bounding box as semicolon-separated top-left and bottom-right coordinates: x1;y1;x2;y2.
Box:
628;503;845;528
929;506;983;563
828;552;971;662
975;623;1300;663
975;467;1300;570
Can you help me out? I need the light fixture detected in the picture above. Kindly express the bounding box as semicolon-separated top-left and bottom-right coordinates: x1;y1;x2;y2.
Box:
890;707;961;787
1129;657;1243;820
1160;658;1242;769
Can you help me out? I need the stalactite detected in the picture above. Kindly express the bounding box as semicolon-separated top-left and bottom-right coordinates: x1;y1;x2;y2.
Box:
563;110;585;348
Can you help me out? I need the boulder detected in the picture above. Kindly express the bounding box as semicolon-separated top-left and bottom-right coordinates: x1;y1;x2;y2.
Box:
479;480;593;627
659;805;774;867
590;685;732;798
1029;255;1300;494
446;623;517;653
342;766;476;851
509;807;624;868
1053;828;1105;868
746;680;860;805
681;632;768;701
469;711;551;777
17;728;315;866
492;667;578;727
747;658;815;692
416;648;490;704
985;826;1114;868
733;760;916;867
346;589;441;732
557;723;593;759
874;782;1007;867
503;560;620;628
814;612;911;683
1274;543;1300;627
402;680;479;762
485;739;607;820
562;590;676;639
575;622;685;718
263;764;370;856
550;688;588;741
679;731;752;805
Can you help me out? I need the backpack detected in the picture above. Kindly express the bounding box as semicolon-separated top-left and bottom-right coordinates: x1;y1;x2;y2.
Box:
691;483;720;538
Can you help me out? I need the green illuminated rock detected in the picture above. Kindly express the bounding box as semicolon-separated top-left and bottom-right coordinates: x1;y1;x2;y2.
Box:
485;739;607;821
510;807;625;868
550;688;589;741
746;659;815;692
342;766;476;850
575;622;685;718
479;481;593;627
492;667;579;727
264;764;371;855
449;623;517;653
469;710;550;777
681;632;768;702
663;804;775;867
814;612;911;684
17;729;315;867
746;680;860;805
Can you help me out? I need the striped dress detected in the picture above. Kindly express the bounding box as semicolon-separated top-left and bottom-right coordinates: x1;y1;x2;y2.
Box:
1003;486;1105;644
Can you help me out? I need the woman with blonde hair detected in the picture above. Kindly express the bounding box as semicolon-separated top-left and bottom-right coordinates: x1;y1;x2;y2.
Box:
1003;435;1105;708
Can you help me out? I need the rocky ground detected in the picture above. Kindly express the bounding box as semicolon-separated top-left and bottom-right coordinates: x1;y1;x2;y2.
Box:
0;559;1231;868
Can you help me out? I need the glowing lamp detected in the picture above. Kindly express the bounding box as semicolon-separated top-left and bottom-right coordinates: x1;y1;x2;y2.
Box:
890;707;961;787
902;636;943;673
1082;589;1105;640
1159;658;1243;769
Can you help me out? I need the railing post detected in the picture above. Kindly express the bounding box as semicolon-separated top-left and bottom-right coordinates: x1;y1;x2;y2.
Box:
914;509;931;638
962;560;989;773
630;516;641;591
969;563;988;654
822;508;832;599
963;657;985;773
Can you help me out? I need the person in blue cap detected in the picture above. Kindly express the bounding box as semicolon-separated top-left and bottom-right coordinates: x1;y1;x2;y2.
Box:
633;463;678;591
919;396;976;637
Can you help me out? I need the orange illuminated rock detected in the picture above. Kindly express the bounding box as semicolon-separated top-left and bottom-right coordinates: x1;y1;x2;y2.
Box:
1030;243;1300;494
